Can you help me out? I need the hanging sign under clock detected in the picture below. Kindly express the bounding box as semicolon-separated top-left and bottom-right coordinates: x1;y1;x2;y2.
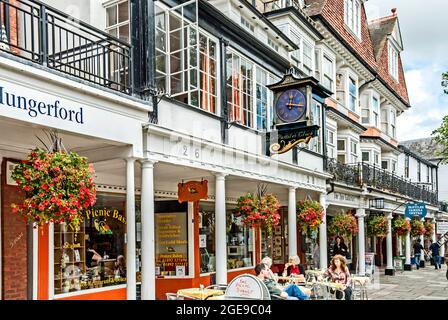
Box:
275;88;307;123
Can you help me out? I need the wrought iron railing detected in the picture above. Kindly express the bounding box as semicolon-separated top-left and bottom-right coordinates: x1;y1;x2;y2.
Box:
440;202;448;213
326;159;438;205
257;0;302;13
0;0;132;94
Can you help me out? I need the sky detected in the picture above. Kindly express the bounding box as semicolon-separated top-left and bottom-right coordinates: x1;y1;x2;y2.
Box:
364;0;448;142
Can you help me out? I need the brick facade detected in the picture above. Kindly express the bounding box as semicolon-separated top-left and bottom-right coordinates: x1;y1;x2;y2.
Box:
306;0;378;70
1;159;28;300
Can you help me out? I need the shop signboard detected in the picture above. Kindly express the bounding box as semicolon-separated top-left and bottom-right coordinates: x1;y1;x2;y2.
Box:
155;212;188;276
405;202;427;220
365;252;375;276
436;222;448;234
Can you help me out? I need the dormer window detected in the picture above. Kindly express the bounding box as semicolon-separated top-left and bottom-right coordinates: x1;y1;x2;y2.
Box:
388;42;399;80
344;0;361;38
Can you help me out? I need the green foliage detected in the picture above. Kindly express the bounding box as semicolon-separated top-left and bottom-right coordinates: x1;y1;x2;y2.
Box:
433;73;448;163
366;215;388;238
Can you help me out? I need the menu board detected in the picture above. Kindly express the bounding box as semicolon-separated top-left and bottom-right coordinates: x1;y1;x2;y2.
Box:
155;212;189;276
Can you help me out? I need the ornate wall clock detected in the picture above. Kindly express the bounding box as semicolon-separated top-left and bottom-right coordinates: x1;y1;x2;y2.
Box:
275;88;307;123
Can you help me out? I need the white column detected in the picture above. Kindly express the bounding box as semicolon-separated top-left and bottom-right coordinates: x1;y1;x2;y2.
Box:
432;220;437;243
356;208;366;275
288;187;297;257
386;213;393;272
141;160;156;300
319;193;328;270
405;218;411;266
441;240;446;258
214;173;228;285
398;235;403;256
126;158;136;300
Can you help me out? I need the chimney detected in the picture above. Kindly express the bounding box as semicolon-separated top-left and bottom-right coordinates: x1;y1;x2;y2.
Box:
391;8;397;16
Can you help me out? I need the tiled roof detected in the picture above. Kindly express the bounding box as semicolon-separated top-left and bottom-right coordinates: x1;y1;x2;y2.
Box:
400;138;444;161
304;0;410;106
369;16;396;60
304;0;326;16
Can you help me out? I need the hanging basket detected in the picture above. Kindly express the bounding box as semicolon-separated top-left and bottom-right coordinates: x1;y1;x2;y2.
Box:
296;200;324;237
393;216;411;236
327;212;358;238
234;192;280;236
11;148;97;228
410;218;425;237
366;215;388;238
423;221;434;238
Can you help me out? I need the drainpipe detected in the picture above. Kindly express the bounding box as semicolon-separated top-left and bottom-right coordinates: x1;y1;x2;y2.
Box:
359;76;377;92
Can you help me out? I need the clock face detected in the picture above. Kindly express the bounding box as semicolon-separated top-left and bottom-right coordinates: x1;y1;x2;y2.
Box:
275;89;306;123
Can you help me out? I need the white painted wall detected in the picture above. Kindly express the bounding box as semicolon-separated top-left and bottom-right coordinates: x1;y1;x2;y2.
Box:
438;164;448;202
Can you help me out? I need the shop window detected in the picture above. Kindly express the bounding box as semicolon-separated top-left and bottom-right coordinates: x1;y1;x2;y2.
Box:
54;194;127;295
155;211;189;276
198;202;216;274
226;209;254;270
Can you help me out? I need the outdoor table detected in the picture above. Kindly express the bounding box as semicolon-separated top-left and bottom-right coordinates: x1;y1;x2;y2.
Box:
177;287;224;300
352;276;369;285
277;276;306;285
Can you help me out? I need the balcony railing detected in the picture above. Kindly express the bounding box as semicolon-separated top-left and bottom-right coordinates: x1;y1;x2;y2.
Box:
0;0;132;94
326;159;438;205
440;202;448;213
256;0;302;13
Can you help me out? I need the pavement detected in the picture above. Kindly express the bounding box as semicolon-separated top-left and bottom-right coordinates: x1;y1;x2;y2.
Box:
365;263;448;300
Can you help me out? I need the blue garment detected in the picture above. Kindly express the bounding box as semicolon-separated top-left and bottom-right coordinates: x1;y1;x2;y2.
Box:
283;284;309;300
430;243;440;257
414;253;421;269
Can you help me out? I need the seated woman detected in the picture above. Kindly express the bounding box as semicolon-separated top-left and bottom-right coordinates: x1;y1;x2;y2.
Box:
255;263;310;300
283;255;305;277
323;254;352;300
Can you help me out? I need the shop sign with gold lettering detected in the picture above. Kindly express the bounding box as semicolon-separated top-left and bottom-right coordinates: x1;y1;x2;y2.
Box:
265;123;319;156
177;180;208;203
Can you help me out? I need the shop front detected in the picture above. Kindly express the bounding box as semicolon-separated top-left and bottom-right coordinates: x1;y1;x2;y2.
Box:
0;54;150;300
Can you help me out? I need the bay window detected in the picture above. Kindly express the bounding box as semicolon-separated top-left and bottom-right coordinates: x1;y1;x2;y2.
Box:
390;110;396;138
309;101;322;153
155;2;218;114
322;55;334;91
362;151;370;162
227;51;254;127
303;42;313;75
350;140;358;163
326;129;336;159
348;77;357;112
255;69;277;131
372;96;379;128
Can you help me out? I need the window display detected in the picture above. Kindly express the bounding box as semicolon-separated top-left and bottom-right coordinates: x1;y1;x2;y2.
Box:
199;202;216;274
155;211;189;276
54;194;127;295
226;209;254;270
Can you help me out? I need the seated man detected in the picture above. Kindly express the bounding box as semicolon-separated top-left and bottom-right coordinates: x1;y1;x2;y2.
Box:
255;263;310;300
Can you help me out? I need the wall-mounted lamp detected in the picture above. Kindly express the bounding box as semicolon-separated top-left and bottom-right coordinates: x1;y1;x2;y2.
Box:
369;198;385;210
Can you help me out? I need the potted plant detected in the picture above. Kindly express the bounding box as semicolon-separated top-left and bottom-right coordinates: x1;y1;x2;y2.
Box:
393;216;411;236
366;215;388;238
11;147;96;229
327;212;358;238
296;199;324;238
410;218;425;238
